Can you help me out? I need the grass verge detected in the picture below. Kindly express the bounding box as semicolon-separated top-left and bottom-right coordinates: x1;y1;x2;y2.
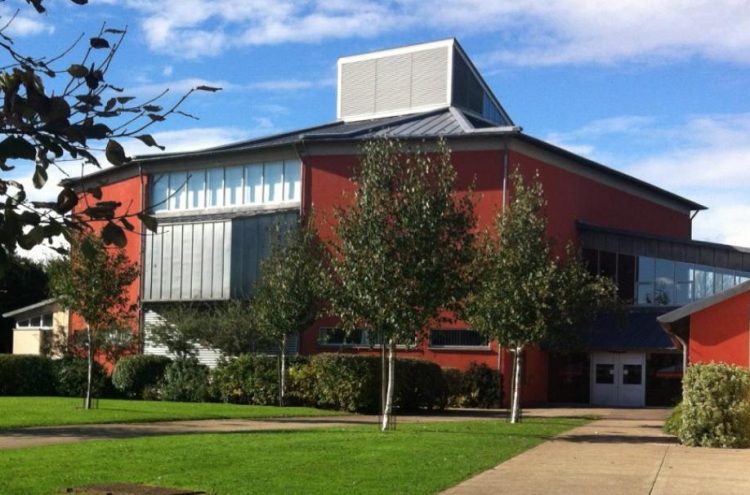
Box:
0;397;341;429
0;418;587;495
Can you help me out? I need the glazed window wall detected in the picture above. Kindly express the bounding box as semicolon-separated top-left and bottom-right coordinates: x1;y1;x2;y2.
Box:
151;160;301;213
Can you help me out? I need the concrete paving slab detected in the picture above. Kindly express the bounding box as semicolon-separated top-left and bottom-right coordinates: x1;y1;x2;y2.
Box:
442;408;750;495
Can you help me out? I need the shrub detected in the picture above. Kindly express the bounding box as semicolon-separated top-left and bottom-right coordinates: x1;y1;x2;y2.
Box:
680;363;750;448
111;354;172;399
54;356;108;398
445;363;502;408
664;403;682;436
0;355;56;395
298;354;447;414
161;358;211;402
211;354;280;405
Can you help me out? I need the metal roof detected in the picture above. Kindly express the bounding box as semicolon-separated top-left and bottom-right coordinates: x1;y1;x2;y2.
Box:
60;108;704;213
2;298;58;318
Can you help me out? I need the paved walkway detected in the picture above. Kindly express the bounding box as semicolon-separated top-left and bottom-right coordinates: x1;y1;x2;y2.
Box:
442;408;750;495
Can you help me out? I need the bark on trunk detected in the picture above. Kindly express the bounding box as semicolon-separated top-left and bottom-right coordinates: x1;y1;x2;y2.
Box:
510;345;523;424
85;326;93;410
279;334;287;407
380;339;396;432
381;333;386;416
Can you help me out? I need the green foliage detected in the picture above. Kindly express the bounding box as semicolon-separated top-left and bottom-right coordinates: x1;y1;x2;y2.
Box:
54;356;107;398
148;303;208;359
49;233;139;407
0;1;220;267
111;354;172;399
680;363;750;448
327;138;476;345
464;170;617;351
0;355;56;395
210;354;282;405
161;358;212;403
664;403;682;436
445;363;503;408
293;354;448;413
253;221;324;346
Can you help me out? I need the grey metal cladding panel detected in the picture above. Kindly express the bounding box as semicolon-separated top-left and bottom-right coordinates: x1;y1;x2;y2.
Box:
181;223;193;299
191;223;204;299
656;240;673;260
212;222;225;298
714;250;729;269
161;225;173;300
341;59;376;117
604;234;619;254
411;47;449;108
170;223;183;300
222;221;232;299
375;53;412;112
699;246;714;266
202;223;216;299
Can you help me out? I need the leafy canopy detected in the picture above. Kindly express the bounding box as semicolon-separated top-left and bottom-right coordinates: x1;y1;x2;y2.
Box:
0;0;220;273
464;169;617;350
326;138;476;342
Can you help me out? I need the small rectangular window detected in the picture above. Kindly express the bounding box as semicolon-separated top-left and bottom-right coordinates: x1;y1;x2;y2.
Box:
245;165;263;204
264;162;284;203
429;329;489;347
595;364;615;384
42;314;53;328
283;161;301;201
187;170;206;209
225;166;244;206
623;364;642;385
169;172;188;210
151;174;169;212
207;168;224;207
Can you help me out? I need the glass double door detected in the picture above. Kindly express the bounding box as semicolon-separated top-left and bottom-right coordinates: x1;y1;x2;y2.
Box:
590;352;645;407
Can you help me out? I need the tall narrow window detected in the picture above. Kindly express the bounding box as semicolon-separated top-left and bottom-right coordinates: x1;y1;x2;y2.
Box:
225;166;243;206
207;168;224;207
187;170;205;209
283;161;301;201
245;164;263;204
151;174;169;212
264;162;283;203
169;172;188;210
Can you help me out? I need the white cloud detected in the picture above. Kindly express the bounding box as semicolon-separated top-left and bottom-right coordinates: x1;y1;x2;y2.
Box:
113;0;750;65
0;5;54;37
129;77;328;98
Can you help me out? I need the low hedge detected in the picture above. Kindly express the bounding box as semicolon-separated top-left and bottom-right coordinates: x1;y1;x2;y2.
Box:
0;355;57;395
54;356;109;398
680;363;750;448
161;358;212;402
290;354;447;413
445;363;502;408
211;354;282;405
111;354;172;399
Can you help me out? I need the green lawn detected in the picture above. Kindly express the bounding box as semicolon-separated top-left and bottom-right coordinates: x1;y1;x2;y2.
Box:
0;397;341;429
0;418;587;495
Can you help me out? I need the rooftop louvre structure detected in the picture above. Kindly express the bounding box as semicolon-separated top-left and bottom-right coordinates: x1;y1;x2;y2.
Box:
46;38;750;409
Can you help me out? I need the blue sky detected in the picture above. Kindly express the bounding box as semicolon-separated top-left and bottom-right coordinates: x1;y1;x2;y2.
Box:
8;0;750;253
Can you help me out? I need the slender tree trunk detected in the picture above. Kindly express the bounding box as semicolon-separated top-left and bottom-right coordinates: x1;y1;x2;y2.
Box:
279;334;287;407
381;339;396;432
85;326;93;410
510;345;524;424
380;331;386;415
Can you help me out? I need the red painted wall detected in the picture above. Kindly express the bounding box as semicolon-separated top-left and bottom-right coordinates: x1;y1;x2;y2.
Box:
303;144;692;405
689;292;750;367
68;174;145;371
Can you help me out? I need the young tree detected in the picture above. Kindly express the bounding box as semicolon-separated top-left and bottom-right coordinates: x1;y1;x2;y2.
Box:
326;139;475;431
0;1;219;273
49;233;138;409
252;221;324;406
463;170;617;423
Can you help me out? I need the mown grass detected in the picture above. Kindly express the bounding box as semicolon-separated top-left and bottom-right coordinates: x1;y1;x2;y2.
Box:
0;396;341;429
0;418;588;495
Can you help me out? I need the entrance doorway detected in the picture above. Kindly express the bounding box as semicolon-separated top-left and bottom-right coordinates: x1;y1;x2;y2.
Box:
590;352;645;407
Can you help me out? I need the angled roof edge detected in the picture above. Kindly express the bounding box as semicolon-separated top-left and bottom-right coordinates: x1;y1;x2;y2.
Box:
60;110;703;213
2;298;58;318
657;280;750;325
451;39;515;127
517;133;706;211
577;221;747;251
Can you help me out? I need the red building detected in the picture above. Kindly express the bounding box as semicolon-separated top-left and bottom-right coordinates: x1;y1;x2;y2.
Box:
66;39;750;408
